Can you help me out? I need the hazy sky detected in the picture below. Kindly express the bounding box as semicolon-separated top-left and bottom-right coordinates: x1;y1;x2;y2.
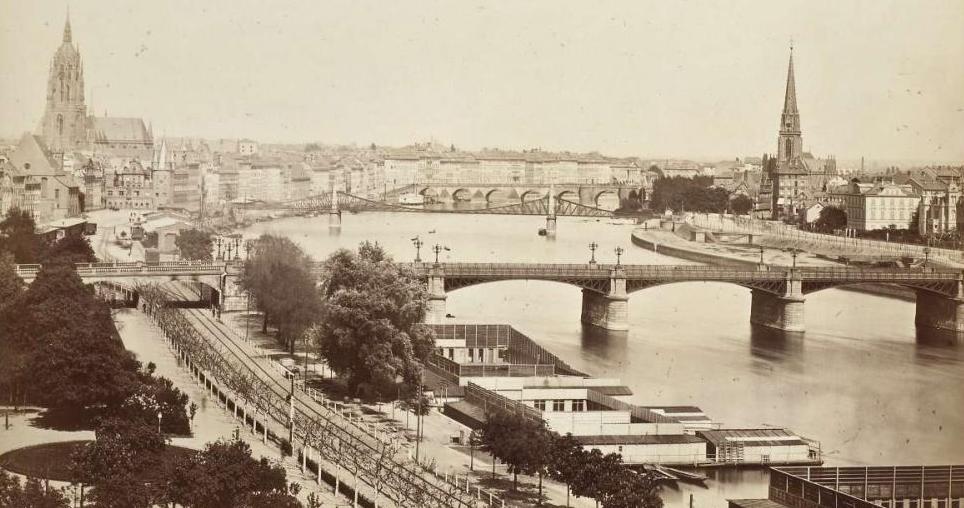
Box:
1;0;962;162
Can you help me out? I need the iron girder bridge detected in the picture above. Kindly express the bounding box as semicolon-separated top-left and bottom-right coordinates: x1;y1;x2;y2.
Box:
401;263;964;298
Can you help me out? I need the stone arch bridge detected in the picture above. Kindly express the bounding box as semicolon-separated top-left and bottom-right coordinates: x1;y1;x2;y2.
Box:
403;263;964;333
15;261;964;334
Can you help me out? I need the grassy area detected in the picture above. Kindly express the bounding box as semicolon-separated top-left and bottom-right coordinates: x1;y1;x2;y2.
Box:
0;441;195;482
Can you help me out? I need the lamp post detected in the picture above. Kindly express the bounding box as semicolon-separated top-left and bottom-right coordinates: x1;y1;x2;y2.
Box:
614;246;624;267
759;246;765;265
923;247;931;269
790;248;799;269
156;411;162;434
216;237;223;260
589;242;598;265
412;236;424;263
433;244;449;265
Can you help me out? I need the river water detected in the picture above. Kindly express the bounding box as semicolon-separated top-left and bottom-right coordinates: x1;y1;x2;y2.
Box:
242;212;964;508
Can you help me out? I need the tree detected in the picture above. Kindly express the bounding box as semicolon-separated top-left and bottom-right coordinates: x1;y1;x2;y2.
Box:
72;417;168;508
242;234;320;349
480;410;552;491
313;242;435;398
162;438;298;507
0;470;69;508
41;234;97;265
601;469;662;508
175;228;214;261
814;206;847;233
730;194;754;215
547;433;586;506
0;252;23;312
0;207;39;263
649;176;727;214
113;368;191;435
0;263;139;409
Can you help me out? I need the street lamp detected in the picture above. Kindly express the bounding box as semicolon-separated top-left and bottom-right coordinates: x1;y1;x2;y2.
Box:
790;248;799;269
759;246;765;265
303;332;310;382
433;244;450;265
614;246;624;267
156;411;162;434
588;242;598;265
411;236;424;263
923;247;931;269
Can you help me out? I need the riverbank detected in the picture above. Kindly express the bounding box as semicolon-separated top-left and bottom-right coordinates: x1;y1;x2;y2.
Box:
630;227;917;301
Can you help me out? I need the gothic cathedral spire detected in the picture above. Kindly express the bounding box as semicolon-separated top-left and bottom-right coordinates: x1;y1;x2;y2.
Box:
63;9;72;43
777;45;802;163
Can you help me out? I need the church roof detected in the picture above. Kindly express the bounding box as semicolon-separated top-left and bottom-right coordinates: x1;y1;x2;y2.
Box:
89;117;152;144
7;134;63;176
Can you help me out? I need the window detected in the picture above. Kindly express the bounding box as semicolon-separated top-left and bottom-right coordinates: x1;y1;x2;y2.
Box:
468;349;474;362
57;114;64;136
552;400;565;412
572;400;585;411
447;348;454;360
534;400;546;411
618;446;623;453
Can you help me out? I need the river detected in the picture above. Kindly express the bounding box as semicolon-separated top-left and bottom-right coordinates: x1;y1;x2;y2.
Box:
242;212;964;508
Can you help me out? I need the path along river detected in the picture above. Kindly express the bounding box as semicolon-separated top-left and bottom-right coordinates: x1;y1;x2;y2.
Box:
240;212;964;508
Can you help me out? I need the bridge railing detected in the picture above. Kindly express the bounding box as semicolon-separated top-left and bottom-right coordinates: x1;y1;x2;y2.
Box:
14;261;230;279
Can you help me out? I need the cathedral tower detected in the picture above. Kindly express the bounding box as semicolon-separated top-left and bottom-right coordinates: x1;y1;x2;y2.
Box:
40;12;87;153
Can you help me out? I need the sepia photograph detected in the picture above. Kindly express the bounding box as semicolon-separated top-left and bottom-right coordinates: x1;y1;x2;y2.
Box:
0;1;962;507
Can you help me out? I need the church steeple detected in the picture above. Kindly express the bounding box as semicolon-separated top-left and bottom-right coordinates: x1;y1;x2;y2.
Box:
63;9;72;44
782;46;797;116
777;45;802;162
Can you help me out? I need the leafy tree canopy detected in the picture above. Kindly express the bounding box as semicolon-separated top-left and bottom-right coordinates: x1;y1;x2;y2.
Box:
313;241;435;399
730;194;754;215
242;234;320;350
175;229;214;261
41;234;97;265
814;205;848;233
0;207;38;263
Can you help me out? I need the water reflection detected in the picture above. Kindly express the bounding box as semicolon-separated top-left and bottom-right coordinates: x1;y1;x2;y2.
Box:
748;325;804;362
579;326;629;364
914;326;964;347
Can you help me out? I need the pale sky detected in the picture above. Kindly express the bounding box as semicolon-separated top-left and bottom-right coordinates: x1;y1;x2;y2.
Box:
1;0;962;162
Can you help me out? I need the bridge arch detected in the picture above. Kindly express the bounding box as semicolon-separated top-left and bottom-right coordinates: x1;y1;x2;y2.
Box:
556;190;578;202
520;190;545;203
595;190;620;210
452;188;473;203
485;188;508;204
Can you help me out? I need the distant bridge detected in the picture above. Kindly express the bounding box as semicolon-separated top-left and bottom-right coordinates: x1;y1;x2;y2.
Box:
247;191;616;218
381;182;643;209
15;261;964;335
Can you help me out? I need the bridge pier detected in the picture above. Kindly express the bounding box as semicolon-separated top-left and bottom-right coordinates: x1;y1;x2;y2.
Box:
580;269;629;331
749;277;805;333
221;263;248;312
426;267;447;324
914;287;964;333
329;188;342;229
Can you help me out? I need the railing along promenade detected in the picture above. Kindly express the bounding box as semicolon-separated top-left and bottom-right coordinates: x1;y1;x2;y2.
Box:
687;213;964;264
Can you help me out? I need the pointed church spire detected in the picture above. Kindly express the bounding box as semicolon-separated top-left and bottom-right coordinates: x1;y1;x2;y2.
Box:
63;8;72;44
783;44;797;115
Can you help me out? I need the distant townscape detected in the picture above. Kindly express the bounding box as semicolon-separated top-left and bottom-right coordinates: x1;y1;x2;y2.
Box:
2;14;961;240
